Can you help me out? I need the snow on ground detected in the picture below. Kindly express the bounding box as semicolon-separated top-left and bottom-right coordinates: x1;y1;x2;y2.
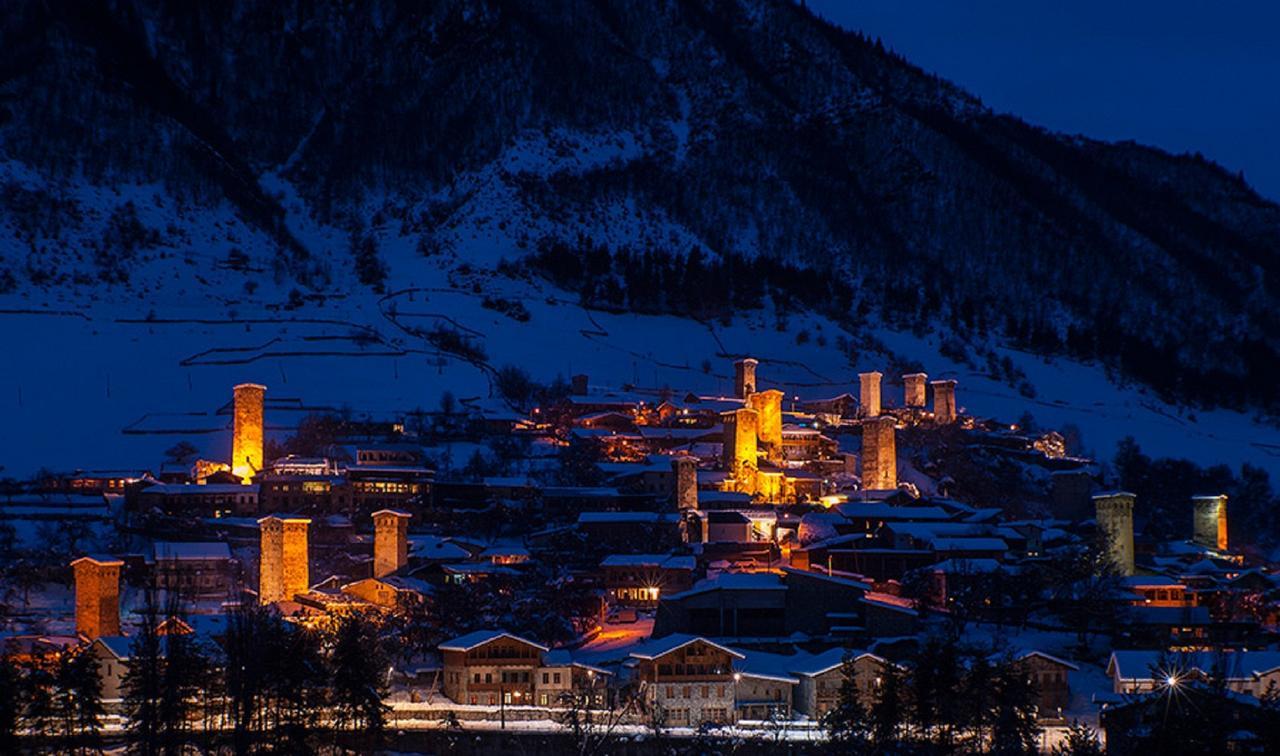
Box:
3;159;1278;481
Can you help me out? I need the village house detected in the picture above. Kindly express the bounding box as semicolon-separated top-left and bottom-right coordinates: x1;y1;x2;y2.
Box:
600;553;697;608
150;541;237;598
1107;649;1280;698
440;631;549;707
133;482;259;519
630;635;743;727
789;649;898;719
1006;650;1078;715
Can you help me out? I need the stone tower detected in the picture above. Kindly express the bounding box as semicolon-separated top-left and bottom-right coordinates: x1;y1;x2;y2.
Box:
859;372;883;417
747;389;784;463
734;358;758;399
930;379;958;424
258;515;311;604
232;383;267;482
1192;494;1228;551
903;373;928;408
71;556;123;640
373;509;412;578
1093;492;1135;576
860;416;897;491
722;407;759;494
672;456;699;510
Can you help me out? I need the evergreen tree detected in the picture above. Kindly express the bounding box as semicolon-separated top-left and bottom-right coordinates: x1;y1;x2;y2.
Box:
54;645;104;754
869;661;906;749
0;654;22;753
327;610;389;735
122;596;164;756
224;601;279;755
821;653;870;750
19;656;57;741
1050;720;1103;756
989;658;1042;755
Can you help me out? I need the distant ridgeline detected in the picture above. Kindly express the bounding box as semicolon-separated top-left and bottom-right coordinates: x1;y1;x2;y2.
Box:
3;0;1280;412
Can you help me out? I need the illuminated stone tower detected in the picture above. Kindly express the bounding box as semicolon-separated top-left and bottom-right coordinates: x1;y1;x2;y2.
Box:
1093;492;1135;576
232;383;267;482
372;509;411;578
71;556;123;640
734;358;758;399
1192;494;1228;551
930;379;957;424
860;416;897;490
258;515;311;604
747;389;784;463
903;373;928;408
722;407;759;494
859;372;882;417
672;456;699;510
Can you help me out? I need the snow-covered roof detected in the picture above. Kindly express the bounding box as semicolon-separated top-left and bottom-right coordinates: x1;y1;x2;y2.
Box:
152;541;232;561
94;636;134;660
666;572;785;600
1107;650;1280;682
577;511;677;524
600;554;696;570
928;558;1004;574
408;538;470;561
834;503;951;520
439;630;548;653
629;634;745;661
928;537;1008;552
144;483;258;495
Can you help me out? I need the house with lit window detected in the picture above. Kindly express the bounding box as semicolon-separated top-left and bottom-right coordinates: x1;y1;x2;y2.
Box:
134;482;259;518
790;649;898;719
1005;650;1078;715
629;635;743;726
1107;649;1280;698
600;554;696;608
440;630;549;707
151;541;236;598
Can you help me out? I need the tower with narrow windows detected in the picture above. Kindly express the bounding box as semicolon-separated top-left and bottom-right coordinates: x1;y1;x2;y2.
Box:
72;555;123;640
672;456;699;510
232;383;266;482
258;515;311;604
1094;492;1135;576
734;358;758;399
722;407;759;494
747;389;784;463
1192;494;1228;551
859;372;883;417
931;379;957;423
373;509;412;577
903;373;927;408
860;416;897;490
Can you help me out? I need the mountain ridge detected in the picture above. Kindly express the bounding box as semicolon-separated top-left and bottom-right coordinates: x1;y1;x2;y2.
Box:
2;0;1279;414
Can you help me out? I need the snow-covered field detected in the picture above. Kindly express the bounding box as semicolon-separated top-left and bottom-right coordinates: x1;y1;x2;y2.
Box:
3;157;1278;480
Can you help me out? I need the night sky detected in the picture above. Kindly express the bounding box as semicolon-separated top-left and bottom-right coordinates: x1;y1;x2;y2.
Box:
808;0;1280;201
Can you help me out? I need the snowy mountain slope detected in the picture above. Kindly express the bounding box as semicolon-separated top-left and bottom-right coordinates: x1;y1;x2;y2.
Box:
3;0;1280;479
2;163;1278;482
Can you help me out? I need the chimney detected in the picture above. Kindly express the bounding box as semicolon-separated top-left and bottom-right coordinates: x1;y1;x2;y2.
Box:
903;373;928;408
860;416;897;490
570;374;589;396
859;372;882;417
747;389;784;463
232;383;267;482
733;358;758;399
930;379;958;424
1191;494;1228;551
72;556;124;640
258;515;311;604
1093;492;1136;576
671;456;699;511
373;509;412;577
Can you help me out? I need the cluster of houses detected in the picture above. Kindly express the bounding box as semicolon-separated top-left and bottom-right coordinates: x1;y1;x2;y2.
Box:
6;357;1280;733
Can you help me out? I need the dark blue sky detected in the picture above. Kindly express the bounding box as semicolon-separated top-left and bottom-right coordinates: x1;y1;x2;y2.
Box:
808;0;1280;201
